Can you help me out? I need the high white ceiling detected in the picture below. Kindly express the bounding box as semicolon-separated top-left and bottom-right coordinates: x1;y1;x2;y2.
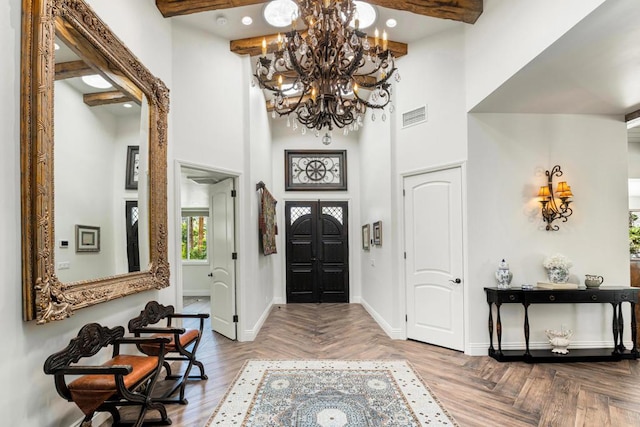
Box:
170;2;463;43
472;0;640;116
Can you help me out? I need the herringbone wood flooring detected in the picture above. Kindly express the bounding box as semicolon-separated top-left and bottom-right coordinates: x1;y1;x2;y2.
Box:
107;299;640;426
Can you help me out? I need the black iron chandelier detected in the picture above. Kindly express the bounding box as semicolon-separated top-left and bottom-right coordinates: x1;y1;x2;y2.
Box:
254;0;399;135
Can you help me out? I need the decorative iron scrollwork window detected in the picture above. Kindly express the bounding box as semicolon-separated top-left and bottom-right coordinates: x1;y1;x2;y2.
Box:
285;150;347;191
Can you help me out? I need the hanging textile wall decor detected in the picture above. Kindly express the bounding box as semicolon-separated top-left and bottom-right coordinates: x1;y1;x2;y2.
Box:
258;182;278;255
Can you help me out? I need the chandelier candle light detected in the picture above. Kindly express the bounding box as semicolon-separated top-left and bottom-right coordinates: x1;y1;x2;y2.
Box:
254;0;399;138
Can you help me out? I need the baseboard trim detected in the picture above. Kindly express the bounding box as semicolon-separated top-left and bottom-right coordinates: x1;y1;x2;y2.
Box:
359;299;404;340
70;412;109;427
183;290;211;297
239;300;273;342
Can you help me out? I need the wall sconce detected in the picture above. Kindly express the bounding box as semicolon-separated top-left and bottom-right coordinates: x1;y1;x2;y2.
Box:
538;165;573;231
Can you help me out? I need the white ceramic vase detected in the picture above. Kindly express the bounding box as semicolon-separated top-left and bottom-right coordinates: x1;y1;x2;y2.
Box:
547;267;569;283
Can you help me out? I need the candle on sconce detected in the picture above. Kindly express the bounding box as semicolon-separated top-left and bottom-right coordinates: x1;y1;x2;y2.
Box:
382;30;388;51
261;38;267;56
277;75;283;90
277;33;283;50
374;28;379;47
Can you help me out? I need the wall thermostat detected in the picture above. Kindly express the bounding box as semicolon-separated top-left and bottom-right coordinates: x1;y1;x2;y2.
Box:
59;240;69;248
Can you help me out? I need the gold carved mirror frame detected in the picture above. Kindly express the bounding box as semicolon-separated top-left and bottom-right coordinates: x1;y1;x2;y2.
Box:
21;0;170;323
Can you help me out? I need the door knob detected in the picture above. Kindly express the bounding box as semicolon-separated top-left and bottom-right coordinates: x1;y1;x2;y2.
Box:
208;273;213;277
449;278;461;284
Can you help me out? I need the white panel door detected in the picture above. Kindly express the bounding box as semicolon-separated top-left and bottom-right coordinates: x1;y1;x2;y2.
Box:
209;179;236;340
404;167;464;351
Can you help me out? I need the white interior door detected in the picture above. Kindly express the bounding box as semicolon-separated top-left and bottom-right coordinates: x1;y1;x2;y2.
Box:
404;167;464;351
209;178;236;340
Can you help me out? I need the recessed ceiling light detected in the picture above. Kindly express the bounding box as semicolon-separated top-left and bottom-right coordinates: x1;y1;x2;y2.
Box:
242;16;253;26
123;103;133;109
54;43;60;50
350;1;377;29
263;0;298;28
386;18;397;28
81;74;112;89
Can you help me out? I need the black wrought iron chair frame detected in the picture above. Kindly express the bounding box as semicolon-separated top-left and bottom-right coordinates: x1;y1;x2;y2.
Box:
43;322;171;427
128;301;209;404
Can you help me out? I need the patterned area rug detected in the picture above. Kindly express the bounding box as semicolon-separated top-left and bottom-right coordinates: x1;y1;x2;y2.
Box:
205;360;457;426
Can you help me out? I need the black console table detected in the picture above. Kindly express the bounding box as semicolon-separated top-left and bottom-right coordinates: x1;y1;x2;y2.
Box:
484;287;639;363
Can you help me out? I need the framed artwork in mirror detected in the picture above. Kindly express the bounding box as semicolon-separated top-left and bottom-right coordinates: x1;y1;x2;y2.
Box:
362;224;370;250
285;150;347;191
373;221;382;246
75;225;100;253
125;146;140;190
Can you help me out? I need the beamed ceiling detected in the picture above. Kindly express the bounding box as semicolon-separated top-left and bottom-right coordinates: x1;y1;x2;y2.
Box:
155;0;483;23
156;0;482;56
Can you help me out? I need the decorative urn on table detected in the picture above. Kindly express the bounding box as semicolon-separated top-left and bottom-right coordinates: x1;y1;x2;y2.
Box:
545;328;573;354
495;259;513;289
543;253;572;283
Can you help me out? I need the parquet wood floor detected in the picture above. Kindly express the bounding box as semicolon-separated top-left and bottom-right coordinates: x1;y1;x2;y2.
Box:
104;298;640;426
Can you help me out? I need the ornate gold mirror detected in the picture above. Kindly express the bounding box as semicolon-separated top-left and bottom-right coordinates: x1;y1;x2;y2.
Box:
21;0;170;323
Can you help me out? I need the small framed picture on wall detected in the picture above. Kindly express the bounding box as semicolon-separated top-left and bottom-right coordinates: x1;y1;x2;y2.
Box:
362;224;370;250
373;221;382;246
75;225;101;252
125;145;140;190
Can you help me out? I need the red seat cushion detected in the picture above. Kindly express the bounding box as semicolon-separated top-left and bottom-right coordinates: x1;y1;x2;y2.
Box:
68;355;159;415
138;328;200;356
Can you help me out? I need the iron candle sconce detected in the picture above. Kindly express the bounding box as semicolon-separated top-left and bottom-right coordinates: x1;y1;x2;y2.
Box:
538;165;573;231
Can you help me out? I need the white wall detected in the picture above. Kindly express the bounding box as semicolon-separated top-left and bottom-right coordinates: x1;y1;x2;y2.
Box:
358;103;396;335
54;81;119;282
358;27;468;339
54;83;142;282
467;113;630;354
465;0;606;111
1;0;175;425
629;142;640;178
239;69;277;338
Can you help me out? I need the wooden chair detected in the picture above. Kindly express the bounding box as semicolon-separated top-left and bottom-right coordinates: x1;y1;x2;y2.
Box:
128;301;209;404
43;323;171;427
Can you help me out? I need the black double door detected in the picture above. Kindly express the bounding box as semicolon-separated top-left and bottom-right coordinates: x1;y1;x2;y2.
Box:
285;201;349;303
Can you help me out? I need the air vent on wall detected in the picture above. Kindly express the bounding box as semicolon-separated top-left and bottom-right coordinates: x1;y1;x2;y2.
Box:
188;176;220;185
402;105;427;128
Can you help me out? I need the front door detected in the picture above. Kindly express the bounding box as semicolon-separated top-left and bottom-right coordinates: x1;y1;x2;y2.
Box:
209;178;237;340
125;200;140;272
404;167;464;351
285;201;349;303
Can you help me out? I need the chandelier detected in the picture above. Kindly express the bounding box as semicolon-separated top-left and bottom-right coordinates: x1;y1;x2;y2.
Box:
254;0;400;135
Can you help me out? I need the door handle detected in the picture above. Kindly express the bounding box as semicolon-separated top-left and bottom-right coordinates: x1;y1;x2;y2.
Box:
208;273;213;277
449;278;461;284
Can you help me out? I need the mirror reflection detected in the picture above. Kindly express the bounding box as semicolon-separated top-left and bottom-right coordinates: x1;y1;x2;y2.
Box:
21;0;170;323
53;37;148;283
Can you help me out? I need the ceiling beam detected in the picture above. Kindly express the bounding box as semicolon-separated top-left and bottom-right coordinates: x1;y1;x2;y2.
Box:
155;0;265;18
230;33;407;58
156;0;483;23
626;109;640;123
266;94;312;112
83;91;136;107
55;60;94;80
366;0;482;24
